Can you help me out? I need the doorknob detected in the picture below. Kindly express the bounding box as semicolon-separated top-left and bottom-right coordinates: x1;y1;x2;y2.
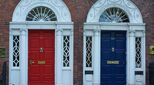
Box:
112;47;115;52
40;47;44;52
29;60;35;64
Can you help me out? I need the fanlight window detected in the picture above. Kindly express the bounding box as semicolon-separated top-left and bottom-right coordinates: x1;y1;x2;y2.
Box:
99;7;129;23
26;6;57;21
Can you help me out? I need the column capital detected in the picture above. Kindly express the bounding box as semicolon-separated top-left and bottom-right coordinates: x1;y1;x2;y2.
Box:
70;29;73;36
83;29;94;36
142;30;146;37
129;30;135;37
94;29;101;36
20;28;27;35
9;29;13;36
56;29;63;36
20;28;27;32
135;30;146;38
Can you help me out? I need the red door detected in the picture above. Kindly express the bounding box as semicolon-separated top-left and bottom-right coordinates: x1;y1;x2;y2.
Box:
28;30;55;85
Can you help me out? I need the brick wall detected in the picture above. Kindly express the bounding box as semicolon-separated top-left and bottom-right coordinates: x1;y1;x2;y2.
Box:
0;0;154;85
0;0;19;56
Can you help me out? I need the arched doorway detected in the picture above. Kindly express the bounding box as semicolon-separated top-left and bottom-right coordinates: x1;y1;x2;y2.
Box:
9;0;73;85
83;0;145;85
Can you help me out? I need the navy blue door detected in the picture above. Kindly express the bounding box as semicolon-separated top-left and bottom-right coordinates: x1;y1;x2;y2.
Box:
101;31;126;85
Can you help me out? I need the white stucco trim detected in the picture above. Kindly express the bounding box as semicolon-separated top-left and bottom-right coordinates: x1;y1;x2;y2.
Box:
86;0;143;23
9;0;73;85
12;0;71;22
10;22;73;29
84;0;146;85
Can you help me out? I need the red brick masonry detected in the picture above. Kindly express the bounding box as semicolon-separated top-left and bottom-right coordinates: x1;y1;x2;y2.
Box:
0;0;154;85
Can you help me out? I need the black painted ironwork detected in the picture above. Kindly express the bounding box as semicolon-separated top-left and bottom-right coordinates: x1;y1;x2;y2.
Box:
85;70;93;74
0;61;7;85
135;71;143;75
149;62;154;85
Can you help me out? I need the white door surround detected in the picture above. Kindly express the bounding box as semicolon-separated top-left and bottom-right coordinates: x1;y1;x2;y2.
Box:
9;0;73;85
83;0;145;85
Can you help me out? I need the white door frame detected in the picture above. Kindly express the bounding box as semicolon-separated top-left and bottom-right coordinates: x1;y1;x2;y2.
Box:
9;0;73;85
83;0;146;85
9;22;73;85
83;23;145;85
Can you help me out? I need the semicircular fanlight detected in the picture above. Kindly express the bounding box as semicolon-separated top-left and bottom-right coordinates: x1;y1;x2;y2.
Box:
26;6;57;21
99;7;129;23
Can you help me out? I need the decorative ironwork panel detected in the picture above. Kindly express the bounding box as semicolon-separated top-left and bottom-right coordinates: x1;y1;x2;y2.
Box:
63;36;70;67
99;7;129;23
13;35;20;67
86;36;92;67
135;37;142;68
26;6;57;21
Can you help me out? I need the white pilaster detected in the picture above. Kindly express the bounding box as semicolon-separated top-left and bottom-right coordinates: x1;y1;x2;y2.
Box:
20;28;28;85
70;29;74;85
142;31;146;85
93;29;101;85
9;29;13;85
128;30;135;85
56;28;63;85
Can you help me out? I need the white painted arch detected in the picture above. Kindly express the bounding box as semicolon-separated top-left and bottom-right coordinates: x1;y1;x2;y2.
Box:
9;0;73;85
12;0;71;22
86;0;143;23
84;0;145;85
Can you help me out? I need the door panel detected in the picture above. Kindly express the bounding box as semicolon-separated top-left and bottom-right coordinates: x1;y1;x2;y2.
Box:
28;30;55;85
101;31;126;85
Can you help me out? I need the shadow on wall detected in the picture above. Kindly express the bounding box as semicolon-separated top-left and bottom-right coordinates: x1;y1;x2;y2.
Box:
149;62;154;85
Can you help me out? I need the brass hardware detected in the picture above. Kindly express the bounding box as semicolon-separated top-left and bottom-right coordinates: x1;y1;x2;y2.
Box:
149;46;154;54
29;60;35;64
38;60;46;64
112;47;115;52
107;60;119;64
40;47;44;52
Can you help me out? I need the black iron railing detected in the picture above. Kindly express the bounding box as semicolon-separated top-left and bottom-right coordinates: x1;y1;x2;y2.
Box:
0;61;7;85
150;62;154;85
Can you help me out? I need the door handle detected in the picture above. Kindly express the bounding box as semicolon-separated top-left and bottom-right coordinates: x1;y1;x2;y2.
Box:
29;60;35;64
